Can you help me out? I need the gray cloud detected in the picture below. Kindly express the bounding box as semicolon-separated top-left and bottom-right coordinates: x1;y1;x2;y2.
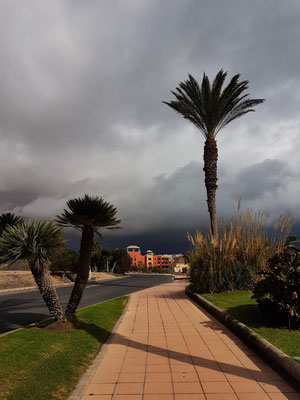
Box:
232;159;293;201
0;0;300;251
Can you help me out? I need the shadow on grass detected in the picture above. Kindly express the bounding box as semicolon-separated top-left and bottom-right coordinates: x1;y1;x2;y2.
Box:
225;304;263;329
226;304;293;330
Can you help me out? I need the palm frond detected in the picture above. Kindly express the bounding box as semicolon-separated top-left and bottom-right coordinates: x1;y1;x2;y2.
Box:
56;194;122;233
0;212;23;236
0;220;65;270
163;69;264;138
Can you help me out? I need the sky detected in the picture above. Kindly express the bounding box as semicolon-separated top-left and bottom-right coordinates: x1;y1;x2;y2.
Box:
1;0;300;254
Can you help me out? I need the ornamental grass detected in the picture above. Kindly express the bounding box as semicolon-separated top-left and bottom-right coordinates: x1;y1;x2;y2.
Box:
187;199;292;293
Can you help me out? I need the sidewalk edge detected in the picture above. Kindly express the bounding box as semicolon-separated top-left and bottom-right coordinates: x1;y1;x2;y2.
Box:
185;285;300;389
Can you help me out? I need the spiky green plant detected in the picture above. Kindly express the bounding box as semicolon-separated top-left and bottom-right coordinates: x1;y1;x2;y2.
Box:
0;220;65;319
0;212;23;237
164;70;264;236
56;195;121;318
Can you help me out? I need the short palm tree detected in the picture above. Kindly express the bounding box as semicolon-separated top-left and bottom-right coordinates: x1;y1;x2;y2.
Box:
0;220;65;320
56;195;121;318
0;212;23;236
163;70;264;237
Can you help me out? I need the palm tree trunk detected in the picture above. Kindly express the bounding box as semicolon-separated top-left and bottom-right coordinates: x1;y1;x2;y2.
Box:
65;226;94;319
111;261;117;273
203;136;218;237
31;264;63;321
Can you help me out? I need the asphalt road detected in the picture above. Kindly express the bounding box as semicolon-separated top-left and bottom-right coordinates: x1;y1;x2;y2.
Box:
0;274;174;334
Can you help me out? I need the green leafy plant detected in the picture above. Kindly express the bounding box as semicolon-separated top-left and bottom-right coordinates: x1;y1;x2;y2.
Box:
252;248;300;329
50;248;79;273
0;212;23;237
91;247;132;274
0;220;65;320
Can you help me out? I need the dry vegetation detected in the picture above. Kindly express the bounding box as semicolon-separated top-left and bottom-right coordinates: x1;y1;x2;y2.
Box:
187;199;292;293
0;271;70;290
0;271;121;291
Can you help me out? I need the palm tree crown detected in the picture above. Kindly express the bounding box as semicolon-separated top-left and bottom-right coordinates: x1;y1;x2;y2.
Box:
0;220;64;269
163;69;264;138
56;194;121;233
0;220;65;320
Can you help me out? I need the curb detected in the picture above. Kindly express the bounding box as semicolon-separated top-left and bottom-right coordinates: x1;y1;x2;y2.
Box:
68;296;131;400
0;283;73;294
185;285;300;389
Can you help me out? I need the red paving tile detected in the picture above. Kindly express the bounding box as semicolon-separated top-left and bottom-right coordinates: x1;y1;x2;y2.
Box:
114;382;144;394
144;382;173;393
82;396;112;400
79;283;298;399
145;372;172;382
202;381;234;393
175;395;206;400
205;395;238;400
173;382;203;393
85;383;115;395
143;395;174;400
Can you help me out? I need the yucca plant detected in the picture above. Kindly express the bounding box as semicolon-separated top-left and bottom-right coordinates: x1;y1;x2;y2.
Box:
0;220;65;320
0;212;23;237
164;70;264;237
56;195;121;319
187;201;292;293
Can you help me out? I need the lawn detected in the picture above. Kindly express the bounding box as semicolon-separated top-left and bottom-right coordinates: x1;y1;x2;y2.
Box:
0;296;127;400
201;291;300;358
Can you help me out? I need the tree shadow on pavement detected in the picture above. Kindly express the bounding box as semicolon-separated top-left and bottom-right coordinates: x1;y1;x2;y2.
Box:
71;320;290;386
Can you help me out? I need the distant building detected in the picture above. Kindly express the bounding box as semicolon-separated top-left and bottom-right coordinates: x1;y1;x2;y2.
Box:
126;245;175;270
171;255;190;274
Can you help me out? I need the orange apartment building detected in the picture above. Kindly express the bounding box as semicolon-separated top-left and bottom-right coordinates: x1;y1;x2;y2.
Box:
127;245;173;270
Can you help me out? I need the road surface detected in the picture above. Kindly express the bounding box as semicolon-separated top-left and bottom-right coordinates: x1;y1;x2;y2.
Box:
0;274;174;334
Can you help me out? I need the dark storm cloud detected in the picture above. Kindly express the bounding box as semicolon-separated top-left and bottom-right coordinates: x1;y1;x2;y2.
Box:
0;0;300;251
232;159;293;201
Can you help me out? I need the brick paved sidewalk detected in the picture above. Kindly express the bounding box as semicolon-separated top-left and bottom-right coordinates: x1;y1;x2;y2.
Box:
80;282;299;400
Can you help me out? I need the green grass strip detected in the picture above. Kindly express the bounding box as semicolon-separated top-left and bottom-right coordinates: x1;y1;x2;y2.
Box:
201;291;300;358
0;296;127;400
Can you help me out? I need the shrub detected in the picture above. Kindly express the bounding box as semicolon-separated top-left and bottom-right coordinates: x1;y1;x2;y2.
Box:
91;247;132;274
49;248;79;273
152;267;166;274
252;248;300;328
187;201;292;293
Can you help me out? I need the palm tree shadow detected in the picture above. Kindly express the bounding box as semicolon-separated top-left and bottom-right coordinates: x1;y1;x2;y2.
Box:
72;321;296;387
75;320;112;342
225;304;275;329
33;313;299;392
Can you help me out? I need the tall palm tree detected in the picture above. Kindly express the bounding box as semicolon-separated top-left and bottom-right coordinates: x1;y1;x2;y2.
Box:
0;220;65;320
0;212;23;237
163;70;264;237
56;195;121;319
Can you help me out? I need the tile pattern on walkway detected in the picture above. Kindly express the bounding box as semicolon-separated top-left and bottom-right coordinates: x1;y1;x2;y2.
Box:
81;283;299;400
